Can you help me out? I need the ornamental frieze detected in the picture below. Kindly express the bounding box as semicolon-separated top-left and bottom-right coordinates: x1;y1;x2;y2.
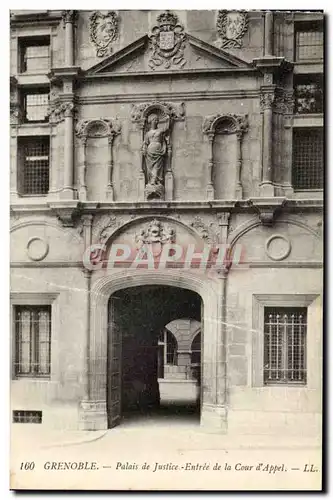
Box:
148;11;187;70
75;118;121;140
89;11;119;58
216;10;249;49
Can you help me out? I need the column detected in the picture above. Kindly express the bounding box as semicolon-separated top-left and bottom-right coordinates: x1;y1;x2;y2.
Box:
165;137;173;201
235;132;243;199
264;11;273;56
61;103;75;199
62;11;75;66
78;136;87;201
138;123;146;200
259;90;275;197
207;133;214;200
106;135;114;201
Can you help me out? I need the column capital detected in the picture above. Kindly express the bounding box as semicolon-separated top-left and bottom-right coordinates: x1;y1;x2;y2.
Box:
62;10;76;25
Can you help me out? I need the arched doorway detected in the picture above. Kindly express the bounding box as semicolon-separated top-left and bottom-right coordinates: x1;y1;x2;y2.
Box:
107;285;202;427
83;268;225;432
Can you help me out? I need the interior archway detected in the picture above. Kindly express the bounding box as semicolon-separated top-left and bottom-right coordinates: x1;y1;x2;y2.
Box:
107;285;202;427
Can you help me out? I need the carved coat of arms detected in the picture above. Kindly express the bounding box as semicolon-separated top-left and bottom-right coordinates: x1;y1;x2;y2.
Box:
216;10;248;49
135;219;175;257
90;11;119;57
149;11;187;70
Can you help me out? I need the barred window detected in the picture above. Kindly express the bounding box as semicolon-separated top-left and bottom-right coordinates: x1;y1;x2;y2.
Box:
295;22;323;61
19;136;50;195
294;74;323;114
13;410;42;424
14;306;51;377
19;37;50;73
264;307;307;385
22;89;49;122
292;128;323;190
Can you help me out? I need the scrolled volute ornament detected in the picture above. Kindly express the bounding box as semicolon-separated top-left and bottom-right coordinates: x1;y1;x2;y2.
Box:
90;11;119;58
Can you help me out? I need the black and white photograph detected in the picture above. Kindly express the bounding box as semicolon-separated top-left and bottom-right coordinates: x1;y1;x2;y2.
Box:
9;7;324;491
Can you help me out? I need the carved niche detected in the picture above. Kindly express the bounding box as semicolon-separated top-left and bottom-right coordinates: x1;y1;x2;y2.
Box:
148;11;187;70
131;101;185;201
89;11;119;57
75;118;121;201
202;113;248;200
216;10;249;49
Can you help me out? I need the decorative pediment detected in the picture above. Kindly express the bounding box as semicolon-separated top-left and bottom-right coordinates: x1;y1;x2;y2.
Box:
84;32;252;76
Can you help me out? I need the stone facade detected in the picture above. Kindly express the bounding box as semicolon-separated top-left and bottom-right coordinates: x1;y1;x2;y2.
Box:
10;10;323;436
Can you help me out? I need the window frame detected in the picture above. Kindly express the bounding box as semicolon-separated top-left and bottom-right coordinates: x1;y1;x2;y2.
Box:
252;294;319;388
292;127;323;191
18;35;51;74
10;293;58;381
294;20;324;62
17;135;50;197
20;87;50;124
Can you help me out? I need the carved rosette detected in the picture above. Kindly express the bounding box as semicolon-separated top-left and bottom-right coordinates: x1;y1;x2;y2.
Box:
89;11;119;58
216;10;249;49
131;101;185;130
148;11;187;70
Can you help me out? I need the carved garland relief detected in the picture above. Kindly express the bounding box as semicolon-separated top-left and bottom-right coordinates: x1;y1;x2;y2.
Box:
148;11;187;70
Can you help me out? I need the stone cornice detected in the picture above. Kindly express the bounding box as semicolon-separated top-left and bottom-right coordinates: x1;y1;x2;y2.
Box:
253;56;294;74
10;199;324;216
77;89;260;105
48;67;81;84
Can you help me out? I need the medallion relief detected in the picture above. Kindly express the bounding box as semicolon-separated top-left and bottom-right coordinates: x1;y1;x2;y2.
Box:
148;11;187;70
89;11;119;58
216;10;249;49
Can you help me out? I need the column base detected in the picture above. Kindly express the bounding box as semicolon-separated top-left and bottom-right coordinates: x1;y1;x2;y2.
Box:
79;400;108;431
259;182;275;197
79;187;87;201
165;171;174;201
105;186;114;201
235;184;243;200
138;173;145;201
200;404;227;433
60;188;76;200
206;185;214;201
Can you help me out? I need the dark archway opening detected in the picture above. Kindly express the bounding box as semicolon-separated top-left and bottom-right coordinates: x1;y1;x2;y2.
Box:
107;285;202;427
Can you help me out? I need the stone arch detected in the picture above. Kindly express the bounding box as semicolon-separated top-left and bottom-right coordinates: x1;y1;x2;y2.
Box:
10;219;82;243
83;268;224;429
227;217;322;269
165;318;201;351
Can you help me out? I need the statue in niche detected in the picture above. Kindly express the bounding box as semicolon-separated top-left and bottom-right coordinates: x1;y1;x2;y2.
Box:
142;113;169;200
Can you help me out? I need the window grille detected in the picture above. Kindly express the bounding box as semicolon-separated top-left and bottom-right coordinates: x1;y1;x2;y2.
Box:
19;137;50;195
292;128;323;190
295;22;323;61
13;410;42;424
14;306;51;377
294;75;323;114
264;307;307;385
23;90;49;122
20;38;50;73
